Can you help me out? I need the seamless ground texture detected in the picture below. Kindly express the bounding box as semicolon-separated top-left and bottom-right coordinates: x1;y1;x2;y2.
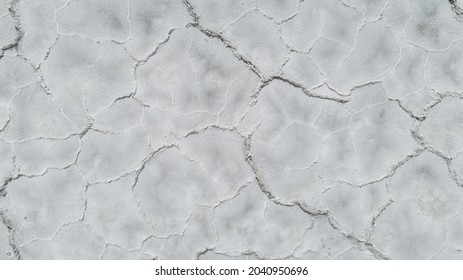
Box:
1;0;463;260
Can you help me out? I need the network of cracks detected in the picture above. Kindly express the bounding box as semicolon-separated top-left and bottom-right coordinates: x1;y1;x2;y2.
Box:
1;0;463;259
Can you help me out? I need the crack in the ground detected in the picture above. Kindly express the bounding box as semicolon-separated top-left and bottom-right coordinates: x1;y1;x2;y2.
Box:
449;0;463;22
242;127;390;260
2;0;463;260
1;0;23;53
0;209;21;259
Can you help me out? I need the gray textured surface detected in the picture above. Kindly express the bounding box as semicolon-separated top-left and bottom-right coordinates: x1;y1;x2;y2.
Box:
1;0;463;260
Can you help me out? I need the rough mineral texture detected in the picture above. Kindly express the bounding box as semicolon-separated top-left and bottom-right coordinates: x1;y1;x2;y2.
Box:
1;0;463;260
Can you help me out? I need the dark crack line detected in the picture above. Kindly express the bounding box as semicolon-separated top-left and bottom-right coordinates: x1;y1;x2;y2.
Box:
138;27;182;64
182;0;199;23
367;199;394;242
270;76;350;103
194;247;214;260
182;0;263;79
188;22;264;79
0;210;21;259
449;0;463;22
2;0;24;52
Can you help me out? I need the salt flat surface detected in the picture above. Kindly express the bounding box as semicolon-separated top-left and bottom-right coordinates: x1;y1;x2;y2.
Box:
1;0;463;260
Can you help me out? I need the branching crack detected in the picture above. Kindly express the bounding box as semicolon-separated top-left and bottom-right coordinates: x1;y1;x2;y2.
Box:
243;127;390;260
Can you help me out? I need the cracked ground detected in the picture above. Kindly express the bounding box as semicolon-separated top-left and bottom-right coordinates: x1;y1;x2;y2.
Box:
1;0;463;260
